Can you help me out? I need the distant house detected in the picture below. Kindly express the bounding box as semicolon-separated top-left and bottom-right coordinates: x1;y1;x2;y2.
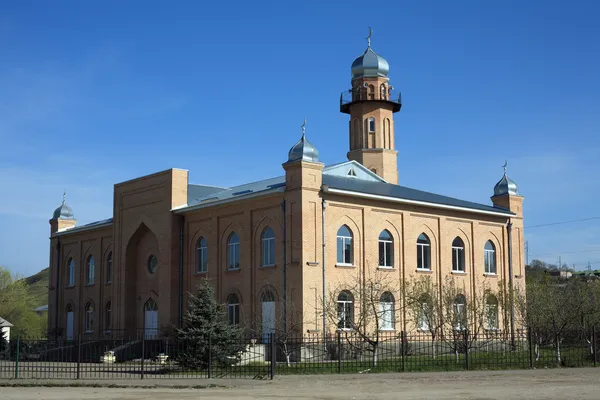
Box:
0;317;13;343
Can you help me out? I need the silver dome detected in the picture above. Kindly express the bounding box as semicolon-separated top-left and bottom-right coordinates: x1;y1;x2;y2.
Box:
287;133;319;163
493;173;519;196
351;46;389;79
52;192;75;220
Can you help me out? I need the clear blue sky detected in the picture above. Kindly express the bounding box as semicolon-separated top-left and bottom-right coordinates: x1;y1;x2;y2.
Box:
1;0;599;276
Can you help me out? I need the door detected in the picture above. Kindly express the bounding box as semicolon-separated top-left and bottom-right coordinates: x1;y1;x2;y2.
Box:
66;311;74;340
261;301;275;343
144;299;158;339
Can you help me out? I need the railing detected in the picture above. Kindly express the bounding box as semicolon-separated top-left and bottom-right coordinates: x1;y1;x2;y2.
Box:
1;328;597;380
340;88;402;108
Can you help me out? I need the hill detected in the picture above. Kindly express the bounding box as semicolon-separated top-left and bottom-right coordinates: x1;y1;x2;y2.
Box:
22;268;49;308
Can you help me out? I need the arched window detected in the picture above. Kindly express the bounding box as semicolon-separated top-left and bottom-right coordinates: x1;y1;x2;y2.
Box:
227;232;240;270
227;293;240;326
380;83;387;100
485;293;499;330
453;294;467;331
84;302;94;333
147;254;157;274
105;302;112;332
378;230;393;268
379;292;395;330
106;252;113;283
261;290;276;341
86;255;95;285
368;84;375;100
144;299;158;339
452;237;465;272
261;227;275;267
67;258;75;287
144;298;158;311
484;241;496;274
336;225;353;265
337;291;354;330
368;117;376;132
196;237;207;273
417;233;431;270
418;294;431;331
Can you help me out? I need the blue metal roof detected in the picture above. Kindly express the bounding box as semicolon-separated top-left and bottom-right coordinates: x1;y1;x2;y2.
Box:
322;175;513;215
187;176;285;208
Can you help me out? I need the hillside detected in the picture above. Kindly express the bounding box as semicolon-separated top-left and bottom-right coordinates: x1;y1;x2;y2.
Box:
22;268;49;308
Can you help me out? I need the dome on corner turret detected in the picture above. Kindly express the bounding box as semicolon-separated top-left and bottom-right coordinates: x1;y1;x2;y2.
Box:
52;192;75;220
493;162;519;196
287;120;319;163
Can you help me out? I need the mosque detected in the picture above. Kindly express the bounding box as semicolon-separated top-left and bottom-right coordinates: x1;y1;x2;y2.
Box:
47;32;525;340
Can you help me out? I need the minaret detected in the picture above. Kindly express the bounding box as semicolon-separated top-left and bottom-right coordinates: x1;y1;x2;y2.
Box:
340;28;401;184
49;190;76;235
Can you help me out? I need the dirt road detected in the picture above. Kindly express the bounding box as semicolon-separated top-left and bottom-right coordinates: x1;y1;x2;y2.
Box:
2;368;599;399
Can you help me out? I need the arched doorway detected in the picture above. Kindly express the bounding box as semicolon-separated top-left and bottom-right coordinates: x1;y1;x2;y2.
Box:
144;299;158;339
261;291;276;343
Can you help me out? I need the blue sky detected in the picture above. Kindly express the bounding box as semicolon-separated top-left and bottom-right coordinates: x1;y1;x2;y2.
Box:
1;0;599;276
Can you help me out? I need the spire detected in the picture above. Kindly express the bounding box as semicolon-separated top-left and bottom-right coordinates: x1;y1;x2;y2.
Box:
502;160;507;175
366;26;372;47
301;118;306;137
62;189;67;204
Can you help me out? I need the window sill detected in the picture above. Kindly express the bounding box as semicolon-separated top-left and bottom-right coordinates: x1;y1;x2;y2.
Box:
84;283;95;287
260;264;277;269
65;285;75;289
416;269;433;274
226;268;241;272
485;328;501;332
105;281;112;285
377;266;395;270
335;263;355;268
193;271;208;276
483;273;498;277
451;271;467;275
336;328;354;332
379;328;396;332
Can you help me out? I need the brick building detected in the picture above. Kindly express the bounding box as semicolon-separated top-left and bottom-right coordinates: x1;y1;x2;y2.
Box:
47;35;525;340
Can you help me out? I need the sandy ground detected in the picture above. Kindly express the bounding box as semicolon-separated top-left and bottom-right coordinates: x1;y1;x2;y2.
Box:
2;368;600;399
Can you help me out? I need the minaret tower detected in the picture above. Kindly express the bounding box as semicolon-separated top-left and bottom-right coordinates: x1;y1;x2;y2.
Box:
340;28;401;184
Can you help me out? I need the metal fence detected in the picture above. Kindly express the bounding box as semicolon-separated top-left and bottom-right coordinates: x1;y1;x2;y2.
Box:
1;328;597;380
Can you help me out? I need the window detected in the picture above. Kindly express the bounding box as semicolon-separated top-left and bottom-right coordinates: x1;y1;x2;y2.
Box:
196;238;207;273
86;255;95;284
147;254;157;274
368;117;375;132
336;225;353;265
337;291;354;330
67;258;75;287
378;230;393;268
417;233;431;270
106;252;113;283
484;241;496;274
453;295;467;331
227;232;240;270
227;293;240;326
380;84;387;100
379;292;395;330
452;237;465;272
347;168;357;177
261;227;275;267
105;302;111;332
418;295;431;331
485;294;499;330
84;302;94;333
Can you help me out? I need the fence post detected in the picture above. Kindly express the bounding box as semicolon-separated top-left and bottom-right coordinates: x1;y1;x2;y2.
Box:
337;330;341;374
140;336;145;379
528;328;533;369
464;330;469;371
14;334;20;379
76;334;81;379
400;331;405;372
207;332;212;379
593;326;597;368
269;333;276;380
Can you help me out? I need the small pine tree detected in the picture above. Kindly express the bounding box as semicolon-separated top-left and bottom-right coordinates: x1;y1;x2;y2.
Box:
175;281;245;370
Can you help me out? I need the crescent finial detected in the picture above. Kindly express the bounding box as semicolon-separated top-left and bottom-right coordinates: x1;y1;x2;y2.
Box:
502;160;508;173
63;189;67;204
301;119;306;136
367;27;373;47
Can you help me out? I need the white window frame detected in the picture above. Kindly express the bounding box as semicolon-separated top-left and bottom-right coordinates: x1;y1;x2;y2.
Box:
261;228;275;267
196;238;208;273
337;292;354;330
418;302;430;331
227;299;240;326
85;303;94;333
86;256;95;285
379;294;395;330
106;252;112;283
485;303;499;330
452;240;465;273
227;233;240;270
336;227;353;266
453;300;467;331
484;242;496;274
368;117;376;132
67;259;75;287
417;236;431;271
378;231;393;268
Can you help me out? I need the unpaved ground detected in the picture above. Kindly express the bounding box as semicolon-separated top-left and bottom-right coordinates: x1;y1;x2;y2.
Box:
2;368;600;399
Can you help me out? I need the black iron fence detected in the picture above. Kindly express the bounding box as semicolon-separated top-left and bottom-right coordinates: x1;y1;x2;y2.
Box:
1;328;597;380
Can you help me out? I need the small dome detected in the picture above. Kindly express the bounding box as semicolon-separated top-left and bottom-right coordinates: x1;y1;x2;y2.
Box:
494;173;519;196
287;133;319;163
52;193;75;220
351;46;389;79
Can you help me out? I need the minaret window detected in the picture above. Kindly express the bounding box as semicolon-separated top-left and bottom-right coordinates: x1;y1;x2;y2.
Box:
380;84;387;100
368;84;375;100
368;117;375;133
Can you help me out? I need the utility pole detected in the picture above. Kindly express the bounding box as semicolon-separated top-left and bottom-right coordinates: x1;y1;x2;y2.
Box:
559;255;562;270
589;262;593;274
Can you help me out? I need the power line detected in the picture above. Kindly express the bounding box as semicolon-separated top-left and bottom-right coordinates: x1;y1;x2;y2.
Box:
529;248;600;258
525;216;600;229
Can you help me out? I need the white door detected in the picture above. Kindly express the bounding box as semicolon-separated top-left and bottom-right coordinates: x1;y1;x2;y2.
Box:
66;312;74;340
144;310;158;339
261;301;275;343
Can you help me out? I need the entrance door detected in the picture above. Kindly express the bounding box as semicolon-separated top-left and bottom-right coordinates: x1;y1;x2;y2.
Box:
66;311;74;340
261;300;275;343
144;299;158;339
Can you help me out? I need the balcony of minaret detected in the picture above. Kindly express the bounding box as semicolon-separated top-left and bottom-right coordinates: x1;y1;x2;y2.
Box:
340;84;402;114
